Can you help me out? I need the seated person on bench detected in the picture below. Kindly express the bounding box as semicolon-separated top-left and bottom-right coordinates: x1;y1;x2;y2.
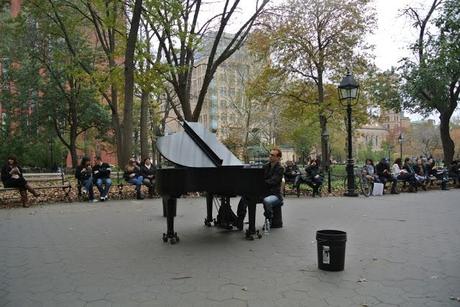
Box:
413;157;428;190
392;158;417;192
284;160;300;184
93;156;112;201
294;158;323;197
75;156;96;202
236;148;285;231
1;155;40;207
140;157;156;198
427;158;449;190
362;158;379;183
449;160;460;187
124;158;144;199
375;158;398;194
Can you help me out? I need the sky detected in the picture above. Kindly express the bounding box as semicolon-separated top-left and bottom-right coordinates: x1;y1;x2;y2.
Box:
233;0;425;70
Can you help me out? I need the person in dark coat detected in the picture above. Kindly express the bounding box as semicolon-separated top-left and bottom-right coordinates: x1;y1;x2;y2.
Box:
75;156;95;202
1;155;40;207
93;156;112;201
124;158;144;199
235;148;285;232
284;160;300;184
140;157;156;198
375;158;398;194
449;160;460;187
427;158;449;190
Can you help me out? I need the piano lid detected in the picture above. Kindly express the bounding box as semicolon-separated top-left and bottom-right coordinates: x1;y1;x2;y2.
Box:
156;121;243;168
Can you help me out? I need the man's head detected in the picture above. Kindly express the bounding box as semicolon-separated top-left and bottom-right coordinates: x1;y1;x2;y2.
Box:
269;148;282;164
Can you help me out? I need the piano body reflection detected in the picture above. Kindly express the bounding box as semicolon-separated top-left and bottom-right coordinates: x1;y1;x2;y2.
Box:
156;121;267;243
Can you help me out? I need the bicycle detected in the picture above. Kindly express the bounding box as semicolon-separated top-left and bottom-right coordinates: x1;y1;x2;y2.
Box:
343;167;373;197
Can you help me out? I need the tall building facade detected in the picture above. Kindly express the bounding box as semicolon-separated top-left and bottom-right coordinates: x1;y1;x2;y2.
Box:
355;109;411;153
190;33;274;147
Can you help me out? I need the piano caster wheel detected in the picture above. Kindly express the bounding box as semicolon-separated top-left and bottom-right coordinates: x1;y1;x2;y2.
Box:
245;229;262;240
162;233;180;244
204;218;212;227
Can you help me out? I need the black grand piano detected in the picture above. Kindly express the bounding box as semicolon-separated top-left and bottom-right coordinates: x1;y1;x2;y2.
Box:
156;121;267;243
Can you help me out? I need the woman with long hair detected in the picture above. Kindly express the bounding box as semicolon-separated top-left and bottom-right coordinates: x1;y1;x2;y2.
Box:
1;155;40;207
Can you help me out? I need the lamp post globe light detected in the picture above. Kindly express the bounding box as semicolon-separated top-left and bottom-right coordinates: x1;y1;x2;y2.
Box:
398;133;404;159
338;70;359;197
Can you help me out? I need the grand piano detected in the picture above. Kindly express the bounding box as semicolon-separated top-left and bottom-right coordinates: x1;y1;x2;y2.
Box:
156;121;267;243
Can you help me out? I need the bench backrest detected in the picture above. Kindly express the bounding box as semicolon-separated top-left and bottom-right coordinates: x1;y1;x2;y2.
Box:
0;172;68;188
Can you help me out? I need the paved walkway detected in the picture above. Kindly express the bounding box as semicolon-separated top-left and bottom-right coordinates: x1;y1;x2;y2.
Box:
1;190;460;307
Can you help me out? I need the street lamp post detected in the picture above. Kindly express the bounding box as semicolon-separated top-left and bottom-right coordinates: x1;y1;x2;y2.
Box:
322;129;331;194
398;133;404;160
338;70;359;197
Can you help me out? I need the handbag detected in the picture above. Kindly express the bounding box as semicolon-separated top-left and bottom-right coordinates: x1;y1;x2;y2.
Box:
372;182;384;196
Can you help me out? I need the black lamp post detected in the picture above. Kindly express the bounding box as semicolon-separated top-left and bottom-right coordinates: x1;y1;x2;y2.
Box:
322;129;331;194
338;70;359;197
398;133;404;159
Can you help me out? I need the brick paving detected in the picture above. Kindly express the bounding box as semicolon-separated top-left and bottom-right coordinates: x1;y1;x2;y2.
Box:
1;190;459;306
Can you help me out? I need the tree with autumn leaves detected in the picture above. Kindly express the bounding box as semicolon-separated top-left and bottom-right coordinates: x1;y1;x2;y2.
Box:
246;0;376;165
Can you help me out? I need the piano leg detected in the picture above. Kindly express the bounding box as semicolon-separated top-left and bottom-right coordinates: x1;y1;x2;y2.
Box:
205;194;213;226
162;196;180;244
163;197;177;217
245;198;261;240
247;199;256;234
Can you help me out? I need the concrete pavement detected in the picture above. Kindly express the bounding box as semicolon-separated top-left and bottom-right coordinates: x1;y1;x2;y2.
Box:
1;190;460;306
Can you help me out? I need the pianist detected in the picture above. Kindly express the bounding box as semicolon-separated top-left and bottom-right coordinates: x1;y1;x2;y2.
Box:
236;148;284;231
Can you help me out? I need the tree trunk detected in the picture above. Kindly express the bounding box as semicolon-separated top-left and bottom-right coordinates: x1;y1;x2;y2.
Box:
317;69;329;168
439;111;455;166
243;108;252;163
140;89;150;159
121;0;143;166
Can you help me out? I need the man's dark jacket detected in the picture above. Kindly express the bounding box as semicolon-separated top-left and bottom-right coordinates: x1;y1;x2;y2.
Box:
264;161;284;198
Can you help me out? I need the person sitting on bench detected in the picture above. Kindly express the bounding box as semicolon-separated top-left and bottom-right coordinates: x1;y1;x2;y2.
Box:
1;155;40;207
284;160;300;184
413;157;428;190
75;156;96;202
375;158;398;194
93;156;112;201
294;158;323;197
140;157;156;198
449;160;460;187
427;158;449;190
392;158;417;192
124;158;144;199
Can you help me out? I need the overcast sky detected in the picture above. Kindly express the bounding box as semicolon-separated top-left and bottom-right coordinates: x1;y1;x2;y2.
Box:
231;0;426;70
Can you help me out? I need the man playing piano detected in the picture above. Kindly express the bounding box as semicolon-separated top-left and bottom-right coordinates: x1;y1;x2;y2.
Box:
236;148;284;236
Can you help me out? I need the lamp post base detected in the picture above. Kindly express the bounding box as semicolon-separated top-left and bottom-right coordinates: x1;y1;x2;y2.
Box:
343;192;359;197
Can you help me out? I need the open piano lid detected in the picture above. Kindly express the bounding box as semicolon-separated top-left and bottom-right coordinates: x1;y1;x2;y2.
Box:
156;121;243;168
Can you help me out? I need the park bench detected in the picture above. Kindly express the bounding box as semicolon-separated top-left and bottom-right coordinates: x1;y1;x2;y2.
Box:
283;171;324;197
77;171;157;200
0;171;72;204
